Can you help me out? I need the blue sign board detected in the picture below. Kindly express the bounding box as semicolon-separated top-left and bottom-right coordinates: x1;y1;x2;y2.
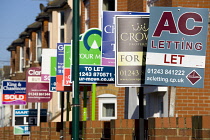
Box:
57;43;71;75
2;80;26;105
78;65;115;83
102;11;149;66
145;7;208;88
50;77;56;92
14;109;47;116
56;43;71;91
2;80;26;94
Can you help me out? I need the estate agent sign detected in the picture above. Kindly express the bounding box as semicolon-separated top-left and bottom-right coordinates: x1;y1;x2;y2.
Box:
2;80;26;105
115;15;149;87
26;67;52;102
13;109;47;135
145;7;208;88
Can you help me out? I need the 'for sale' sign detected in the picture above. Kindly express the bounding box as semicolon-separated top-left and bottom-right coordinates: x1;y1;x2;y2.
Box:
145;7;208;88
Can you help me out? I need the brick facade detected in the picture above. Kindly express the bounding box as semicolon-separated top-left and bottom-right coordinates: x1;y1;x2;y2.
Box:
79;0;210;119
168;0;210;117
1;117;210;140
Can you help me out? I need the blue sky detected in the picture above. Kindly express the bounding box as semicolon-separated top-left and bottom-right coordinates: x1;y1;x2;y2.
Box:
0;0;48;68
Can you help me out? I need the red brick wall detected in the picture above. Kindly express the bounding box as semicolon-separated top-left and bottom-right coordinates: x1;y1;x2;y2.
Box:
89;0;99;28
111;119;136;140
169;0;210;117
42;20;49;49
154;0;172;7
24;38;30;67
1;117;210;139
172;0;210;8
15;46;20;72
148;117;192;139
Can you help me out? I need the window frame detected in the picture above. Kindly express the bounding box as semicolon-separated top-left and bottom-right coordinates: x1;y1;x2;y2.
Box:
98;94;117;120
19;46;24;72
58;11;65;43
36;30;42;62
84;0;90;31
98;0;117;29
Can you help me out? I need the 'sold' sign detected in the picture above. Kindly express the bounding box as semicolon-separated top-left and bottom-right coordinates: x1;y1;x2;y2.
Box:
145;7;208;88
2;80;26;105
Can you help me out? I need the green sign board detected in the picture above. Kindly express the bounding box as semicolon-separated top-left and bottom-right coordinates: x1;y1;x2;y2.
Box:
79;28;102;65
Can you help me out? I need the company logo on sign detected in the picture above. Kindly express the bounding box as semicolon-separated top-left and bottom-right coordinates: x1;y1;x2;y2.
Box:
79;28;102;65
153;12;203;37
83;29;101;51
186;70;201;85
57;45;64;51
28;69;41;76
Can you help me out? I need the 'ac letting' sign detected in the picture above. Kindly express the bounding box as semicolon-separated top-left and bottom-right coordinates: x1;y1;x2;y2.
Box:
145;7;208;88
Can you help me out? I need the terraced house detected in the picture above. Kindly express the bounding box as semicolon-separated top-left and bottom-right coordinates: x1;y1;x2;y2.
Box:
1;0;210;139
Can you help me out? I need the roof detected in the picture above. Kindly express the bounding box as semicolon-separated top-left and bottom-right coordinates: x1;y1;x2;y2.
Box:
36;12;49;21
12;38;24;45
44;0;68;12
25;21;42;32
7;45;16;51
7;38;24;51
19;31;30;39
47;0;67;7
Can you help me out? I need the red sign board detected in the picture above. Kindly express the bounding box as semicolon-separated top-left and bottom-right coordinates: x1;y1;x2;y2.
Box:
26;67;52;102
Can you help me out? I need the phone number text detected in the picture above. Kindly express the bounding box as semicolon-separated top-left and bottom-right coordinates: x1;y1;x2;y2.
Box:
147;68;185;76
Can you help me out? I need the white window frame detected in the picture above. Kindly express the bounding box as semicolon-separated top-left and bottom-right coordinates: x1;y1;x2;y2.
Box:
36;30;42;62
98;0;117;29
58;11;65;43
98;94;117;120
84;0;90;31
19;46;24;72
28;39;32;64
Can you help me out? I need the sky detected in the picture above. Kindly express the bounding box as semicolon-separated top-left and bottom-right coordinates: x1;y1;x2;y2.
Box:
0;0;48;68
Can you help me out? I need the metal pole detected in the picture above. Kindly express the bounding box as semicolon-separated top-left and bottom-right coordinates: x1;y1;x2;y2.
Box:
139;87;144;140
91;84;96;121
60;92;64;140
72;0;80;139
66;92;70;121
37;102;41;126
82;86;87;121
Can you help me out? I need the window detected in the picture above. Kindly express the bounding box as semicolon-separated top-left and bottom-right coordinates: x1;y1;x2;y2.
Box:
98;94;117;120
19;46;24;72
102;103;115;117
29;39;32;64
99;0;116;29
36;31;42;62
145;92;168;118
59;11;65;43
84;0;90;30
103;0;115;11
